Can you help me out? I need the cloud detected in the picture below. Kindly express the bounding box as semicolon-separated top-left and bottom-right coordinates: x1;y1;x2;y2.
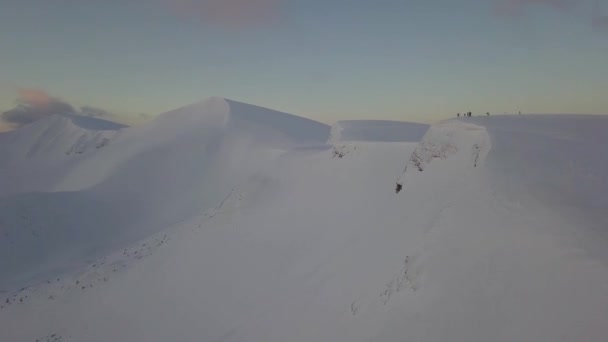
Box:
495;0;580;15
592;15;608;30
80;106;112;118
1;88;118;129
1;88;75;126
0;121;16;133
592;0;608;31
168;0;283;29
495;0;608;32
16;88;56;109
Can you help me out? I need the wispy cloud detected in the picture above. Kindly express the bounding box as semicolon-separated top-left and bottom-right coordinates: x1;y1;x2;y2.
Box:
1;88;75;126
1;88;117;129
16;88;58;109
592;0;608;31
80;106;112;118
168;0;283;29
495;0;608;32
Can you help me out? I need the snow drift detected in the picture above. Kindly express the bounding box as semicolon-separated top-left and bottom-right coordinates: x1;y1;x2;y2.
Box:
0;97;330;289
2;108;608;342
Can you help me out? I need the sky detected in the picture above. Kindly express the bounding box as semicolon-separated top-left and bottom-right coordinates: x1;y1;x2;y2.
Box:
1;0;607;128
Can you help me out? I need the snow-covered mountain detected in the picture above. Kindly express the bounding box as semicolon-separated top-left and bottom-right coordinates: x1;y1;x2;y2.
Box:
1;101;608;342
0;97;330;289
0;114;126;195
0;113;125;161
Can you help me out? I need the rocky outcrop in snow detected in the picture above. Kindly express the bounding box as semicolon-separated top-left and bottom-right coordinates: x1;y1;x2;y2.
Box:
397;121;490;192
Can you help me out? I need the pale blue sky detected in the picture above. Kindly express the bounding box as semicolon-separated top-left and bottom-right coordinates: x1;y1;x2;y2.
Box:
1;0;607;123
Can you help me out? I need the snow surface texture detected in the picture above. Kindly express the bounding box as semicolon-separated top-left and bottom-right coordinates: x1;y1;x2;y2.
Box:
2;105;608;342
0;98;330;289
0;114;125;195
329;120;428;143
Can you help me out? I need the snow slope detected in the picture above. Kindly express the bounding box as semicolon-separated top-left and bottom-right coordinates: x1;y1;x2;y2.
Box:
0;114;126;196
2;111;608;342
0;97;330;289
0;114;125;163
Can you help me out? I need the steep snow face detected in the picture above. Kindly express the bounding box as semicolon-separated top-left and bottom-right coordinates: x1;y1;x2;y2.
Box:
329;120;428;143
1;140;423;342
386;117;608;342
397;120;490;186
0;114;125;162
0;98;330;289
225;99;331;145
2;113;608;342
0;114;125;196
129;97;330;148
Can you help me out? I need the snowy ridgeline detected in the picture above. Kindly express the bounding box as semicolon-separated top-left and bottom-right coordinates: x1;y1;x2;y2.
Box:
0;97;332;290
1;103;608;342
0;113;125;161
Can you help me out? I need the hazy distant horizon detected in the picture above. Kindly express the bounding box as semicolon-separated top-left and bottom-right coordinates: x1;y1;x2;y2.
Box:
2;0;607;126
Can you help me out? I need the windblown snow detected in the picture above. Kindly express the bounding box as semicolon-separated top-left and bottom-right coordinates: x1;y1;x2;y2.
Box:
1;100;607;342
329;120;428;143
